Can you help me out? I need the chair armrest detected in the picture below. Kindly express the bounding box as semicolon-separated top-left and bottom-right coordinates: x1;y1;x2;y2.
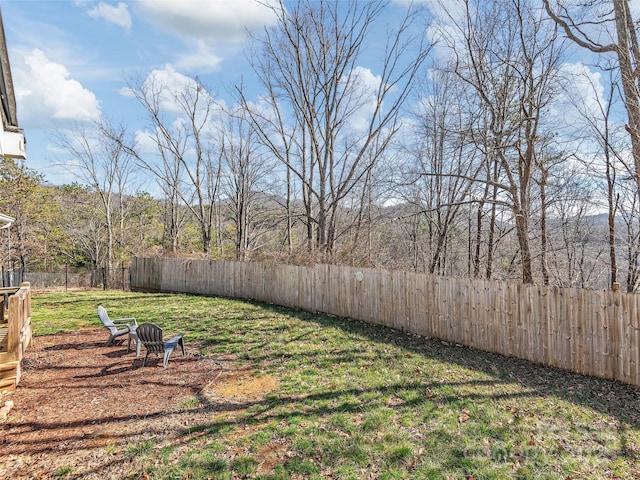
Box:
114;317;137;326
165;334;184;346
112;322;133;329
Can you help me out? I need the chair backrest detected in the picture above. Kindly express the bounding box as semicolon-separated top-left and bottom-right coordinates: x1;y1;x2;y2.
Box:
136;322;165;354
98;306;115;329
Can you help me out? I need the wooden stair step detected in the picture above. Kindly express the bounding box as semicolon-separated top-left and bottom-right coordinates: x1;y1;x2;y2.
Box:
0;361;19;372
0;368;17;379
0;375;16;391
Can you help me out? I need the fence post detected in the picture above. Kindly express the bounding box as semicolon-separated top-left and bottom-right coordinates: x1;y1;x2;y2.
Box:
102;267;107;291
65;264;68;292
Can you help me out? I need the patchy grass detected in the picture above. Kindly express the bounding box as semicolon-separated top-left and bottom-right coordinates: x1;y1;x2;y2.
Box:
178;396;201;410
32;290;640;479
52;466;75;478
125;439;156;458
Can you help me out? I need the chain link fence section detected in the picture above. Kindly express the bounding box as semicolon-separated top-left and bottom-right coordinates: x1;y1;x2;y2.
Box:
24;265;130;291
91;266;131;291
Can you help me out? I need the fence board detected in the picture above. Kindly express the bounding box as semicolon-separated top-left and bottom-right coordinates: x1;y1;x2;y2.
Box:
130;258;640;386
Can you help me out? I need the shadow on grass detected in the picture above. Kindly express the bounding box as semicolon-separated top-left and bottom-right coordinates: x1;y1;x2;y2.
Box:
246;302;640;430
43;341;106;351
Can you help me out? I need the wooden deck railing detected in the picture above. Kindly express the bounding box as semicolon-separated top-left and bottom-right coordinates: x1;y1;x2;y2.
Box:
0;282;32;391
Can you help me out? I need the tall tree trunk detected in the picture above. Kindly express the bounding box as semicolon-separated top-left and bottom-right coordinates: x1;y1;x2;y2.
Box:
540;167;549;286
515;210;533;284
613;0;640;204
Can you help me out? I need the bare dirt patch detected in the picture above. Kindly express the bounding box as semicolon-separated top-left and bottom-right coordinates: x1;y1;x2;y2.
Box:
0;329;282;479
205;370;279;401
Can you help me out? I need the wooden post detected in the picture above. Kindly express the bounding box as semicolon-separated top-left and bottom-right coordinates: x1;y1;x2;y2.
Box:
7;291;19;360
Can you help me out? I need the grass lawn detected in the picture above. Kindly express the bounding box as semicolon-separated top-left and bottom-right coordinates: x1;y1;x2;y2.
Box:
31;290;640;479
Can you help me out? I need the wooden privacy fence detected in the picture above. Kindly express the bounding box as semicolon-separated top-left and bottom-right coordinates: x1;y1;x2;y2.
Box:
131;257;640;386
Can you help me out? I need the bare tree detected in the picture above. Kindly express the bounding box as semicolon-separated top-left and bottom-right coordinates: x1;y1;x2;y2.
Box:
562;68;623;288
397;67;481;275
544;0;640;207
124;72;222;257
55;119;137;268
240;0;432;259
219;108;276;260
619;185;640;291
56;183;108;268
442;0;567;283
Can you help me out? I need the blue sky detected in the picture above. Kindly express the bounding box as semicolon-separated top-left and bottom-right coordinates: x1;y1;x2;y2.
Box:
0;0;432;188
0;0;617;191
0;0;290;185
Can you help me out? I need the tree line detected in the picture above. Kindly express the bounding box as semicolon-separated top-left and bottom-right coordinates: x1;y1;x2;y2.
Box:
2;0;640;291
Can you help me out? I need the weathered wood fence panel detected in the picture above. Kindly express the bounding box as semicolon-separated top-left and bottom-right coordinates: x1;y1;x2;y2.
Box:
130;258;640;386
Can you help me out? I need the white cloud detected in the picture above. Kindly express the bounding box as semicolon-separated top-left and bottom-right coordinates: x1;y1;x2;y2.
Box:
139;65;201;114
544;62;618;165
127;66;227;149
87;2;132;29
350;66;383;92
390;0;466;62
133;128;161;156
344;66;384;132
138;0;279;44
556;62;607;130
13;48;101;129
121;66;212;119
174;40;223;73
393;0;465;19
135;0;280;71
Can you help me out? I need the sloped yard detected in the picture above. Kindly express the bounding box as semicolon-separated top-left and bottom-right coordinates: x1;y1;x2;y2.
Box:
1;290;639;479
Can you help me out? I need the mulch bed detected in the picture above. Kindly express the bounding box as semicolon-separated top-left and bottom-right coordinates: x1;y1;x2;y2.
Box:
0;329;263;479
